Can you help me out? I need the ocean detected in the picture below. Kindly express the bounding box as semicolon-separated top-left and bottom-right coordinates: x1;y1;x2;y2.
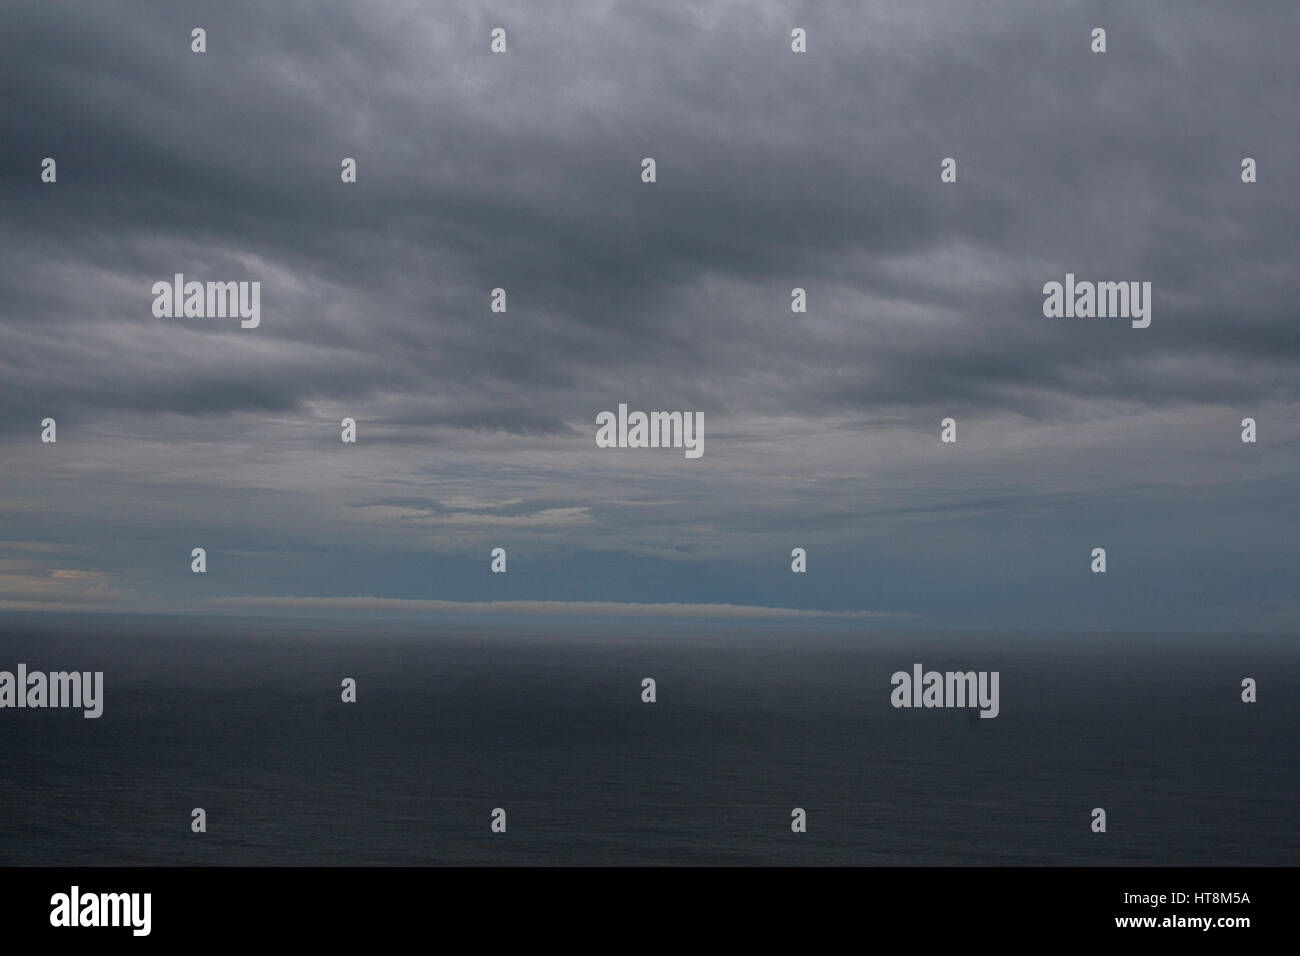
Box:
0;614;1295;865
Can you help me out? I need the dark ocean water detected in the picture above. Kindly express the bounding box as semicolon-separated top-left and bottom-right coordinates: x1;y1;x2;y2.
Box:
0;615;1295;866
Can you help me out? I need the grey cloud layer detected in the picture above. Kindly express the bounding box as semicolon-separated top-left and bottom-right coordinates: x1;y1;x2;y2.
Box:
1;0;1297;628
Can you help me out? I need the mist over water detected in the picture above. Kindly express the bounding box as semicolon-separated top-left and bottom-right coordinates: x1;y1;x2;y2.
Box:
1;615;1294;865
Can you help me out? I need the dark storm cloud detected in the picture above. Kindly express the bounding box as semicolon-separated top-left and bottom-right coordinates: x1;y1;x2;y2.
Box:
3;0;1295;430
1;0;1298;628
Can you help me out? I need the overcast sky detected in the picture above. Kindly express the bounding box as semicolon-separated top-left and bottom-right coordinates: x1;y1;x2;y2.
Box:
1;0;1297;631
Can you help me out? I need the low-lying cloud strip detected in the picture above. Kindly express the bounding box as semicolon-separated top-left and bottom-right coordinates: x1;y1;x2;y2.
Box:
204;596;905;619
